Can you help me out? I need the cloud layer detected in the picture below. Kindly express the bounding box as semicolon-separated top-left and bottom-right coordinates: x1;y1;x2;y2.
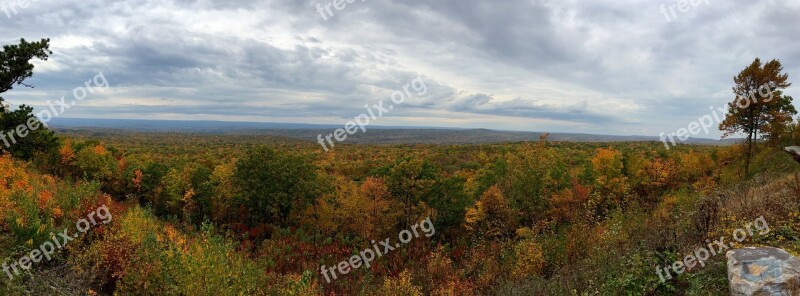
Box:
1;0;797;137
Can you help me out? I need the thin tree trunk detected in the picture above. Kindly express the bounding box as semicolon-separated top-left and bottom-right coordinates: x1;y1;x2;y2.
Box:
745;131;752;177
745;108;756;177
754;120;759;154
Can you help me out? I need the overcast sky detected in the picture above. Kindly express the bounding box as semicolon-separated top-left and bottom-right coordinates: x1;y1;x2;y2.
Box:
0;0;798;137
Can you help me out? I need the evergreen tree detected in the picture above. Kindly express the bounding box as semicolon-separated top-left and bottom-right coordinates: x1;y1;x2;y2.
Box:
0;38;58;160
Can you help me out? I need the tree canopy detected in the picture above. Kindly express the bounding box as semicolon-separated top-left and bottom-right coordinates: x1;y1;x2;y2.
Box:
0;38;57;160
0;38;52;109
719;58;795;175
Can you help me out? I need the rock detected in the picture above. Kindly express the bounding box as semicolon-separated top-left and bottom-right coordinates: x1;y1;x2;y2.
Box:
727;247;800;296
786;147;800;163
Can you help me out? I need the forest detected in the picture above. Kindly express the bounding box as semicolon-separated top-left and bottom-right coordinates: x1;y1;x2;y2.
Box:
0;125;798;295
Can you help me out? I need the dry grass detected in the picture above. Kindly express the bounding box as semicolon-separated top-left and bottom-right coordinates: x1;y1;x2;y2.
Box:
20;264;97;296
720;174;799;225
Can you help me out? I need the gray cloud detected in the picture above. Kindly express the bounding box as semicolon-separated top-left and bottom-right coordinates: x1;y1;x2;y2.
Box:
0;0;797;137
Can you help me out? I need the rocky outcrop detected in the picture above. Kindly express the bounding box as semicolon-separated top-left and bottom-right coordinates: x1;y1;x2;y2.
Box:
727;247;800;296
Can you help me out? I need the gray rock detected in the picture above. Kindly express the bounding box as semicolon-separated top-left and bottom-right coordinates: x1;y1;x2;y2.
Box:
727;247;800;296
786;147;800;163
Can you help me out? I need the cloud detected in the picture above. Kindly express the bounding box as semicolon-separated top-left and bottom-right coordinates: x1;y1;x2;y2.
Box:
0;0;797;137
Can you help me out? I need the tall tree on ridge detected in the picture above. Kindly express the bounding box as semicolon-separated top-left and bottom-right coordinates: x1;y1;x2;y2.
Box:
719;58;793;176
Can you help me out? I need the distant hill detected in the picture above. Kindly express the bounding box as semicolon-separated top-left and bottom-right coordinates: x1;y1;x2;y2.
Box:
48;118;740;146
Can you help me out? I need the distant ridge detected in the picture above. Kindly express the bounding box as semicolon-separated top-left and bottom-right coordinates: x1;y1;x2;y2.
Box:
47;118;457;131
48;118;739;146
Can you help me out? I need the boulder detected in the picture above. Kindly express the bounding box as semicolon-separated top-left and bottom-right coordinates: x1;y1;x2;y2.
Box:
786;146;800;163
727;247;800;296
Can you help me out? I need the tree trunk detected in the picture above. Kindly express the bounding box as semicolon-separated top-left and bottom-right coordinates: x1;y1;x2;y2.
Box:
745;108;756;177
745;131;752;177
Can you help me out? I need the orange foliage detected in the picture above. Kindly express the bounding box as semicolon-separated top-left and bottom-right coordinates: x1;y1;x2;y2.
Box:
37;190;54;210
132;169;143;192
359;177;393;237
548;180;590;224
642;158;678;195
0;153;30;224
93;144;109;155
59;139;76;164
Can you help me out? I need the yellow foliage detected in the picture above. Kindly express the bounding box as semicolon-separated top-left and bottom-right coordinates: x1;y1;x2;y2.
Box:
652;193;680;222
465;185;517;238
512;239;545;279
163;224;187;253
53;207;63;219
118;207;162;245
210;161;235;222
591;148;624;180
378;270;424;296
515;227;536;240
591;148;629;200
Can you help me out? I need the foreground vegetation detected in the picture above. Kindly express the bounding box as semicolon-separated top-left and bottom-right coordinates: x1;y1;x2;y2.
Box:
0;129;798;295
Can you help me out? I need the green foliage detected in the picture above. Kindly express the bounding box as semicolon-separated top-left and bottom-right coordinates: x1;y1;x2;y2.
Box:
425;176;472;239
234;147;319;227
74;144;118;187
0;39;58;161
502;143;566;224
0;105;57;161
387;158;437;228
0;38;52;100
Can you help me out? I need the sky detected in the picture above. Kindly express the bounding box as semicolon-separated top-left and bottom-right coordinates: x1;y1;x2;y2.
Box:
0;0;798;138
